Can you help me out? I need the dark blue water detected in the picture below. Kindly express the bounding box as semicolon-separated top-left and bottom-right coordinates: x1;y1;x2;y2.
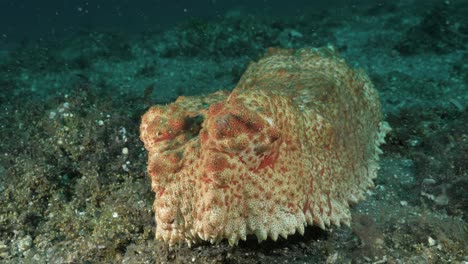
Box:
0;0;365;40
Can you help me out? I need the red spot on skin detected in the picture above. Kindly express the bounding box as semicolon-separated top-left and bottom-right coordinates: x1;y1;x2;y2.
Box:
153;131;175;143
255;141;281;172
168;152;181;164
275;179;283;186
206;155;230;173
288;144;297;151
201;176;213;184
168;117;186;131
237;156;245;166
257;134;266;142
209;102;225;116
200;130;209;143
157;188;165;197
303;199;310;214
256;151;278;170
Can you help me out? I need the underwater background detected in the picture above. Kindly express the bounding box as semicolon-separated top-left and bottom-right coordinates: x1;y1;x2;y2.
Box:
0;0;467;263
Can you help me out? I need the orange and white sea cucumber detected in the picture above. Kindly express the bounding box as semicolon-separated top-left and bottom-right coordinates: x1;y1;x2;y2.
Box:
140;46;390;246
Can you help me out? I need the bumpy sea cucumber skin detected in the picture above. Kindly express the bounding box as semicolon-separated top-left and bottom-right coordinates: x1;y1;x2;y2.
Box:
140;46;390;246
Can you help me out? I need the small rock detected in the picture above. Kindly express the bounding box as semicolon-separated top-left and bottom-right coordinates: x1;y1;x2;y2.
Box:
122;147;129;155
422;178;436;185
434;193;449;206
49;111;57;119
17;235;32;253
289;29;303;38
0;241;8;258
